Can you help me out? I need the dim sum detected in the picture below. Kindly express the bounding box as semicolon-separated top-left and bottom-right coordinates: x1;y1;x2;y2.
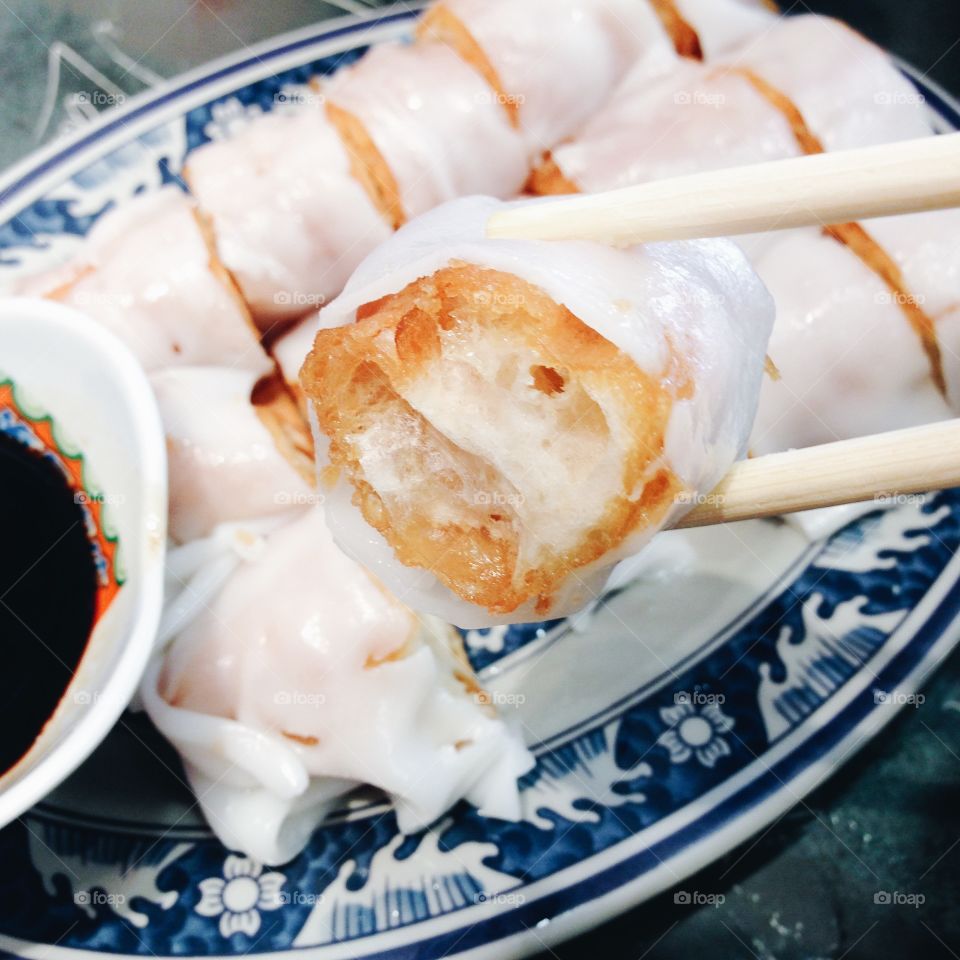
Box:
142;508;532;864
18;188;271;375
300;196;774;626
532;16;933;197
321;41;529;223
184;104;392;328
151;366;313;543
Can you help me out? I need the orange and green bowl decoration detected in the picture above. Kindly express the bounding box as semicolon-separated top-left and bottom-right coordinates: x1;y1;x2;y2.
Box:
0;376;123;624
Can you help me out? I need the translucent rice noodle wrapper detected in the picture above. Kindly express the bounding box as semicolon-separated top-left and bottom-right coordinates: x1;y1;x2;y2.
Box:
151;366;314;543
730;15;934;152
16;187;270;376
322;42;528;222
417;0;676;153
537;58;803;196
749;212;960;539
750;219;959;457
300;196;775;627
184;104;391;328
864;209;960;411
273;317;316;410
674;0;777;59
141;508;533;865
535;16;933;203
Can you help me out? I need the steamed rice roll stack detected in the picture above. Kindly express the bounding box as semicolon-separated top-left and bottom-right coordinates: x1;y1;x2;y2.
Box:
733;15;934;152
672;0;777;59
300;197;775;626
273;317;316;412
532;58;803;195
417;0;677;152
534;15;933;197
751;211;960;455
866;210;960;408
142;507;532;865
322;42;528;223
185;103;392;328
17;188;270;376
152;367;313;543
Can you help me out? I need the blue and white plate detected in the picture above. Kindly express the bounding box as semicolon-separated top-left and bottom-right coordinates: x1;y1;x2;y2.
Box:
0;7;958;959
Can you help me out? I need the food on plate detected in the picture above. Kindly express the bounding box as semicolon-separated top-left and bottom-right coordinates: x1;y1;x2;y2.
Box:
17;188;271;375
524;7;946;465
417;0;672;152
751;209;960;454
272;316;315;412
10;0;954;870
141;508;532;865
300;196;775;626
320;41;529;223
669;0;778;59
184;104;392;328
417;0;775;152
151;366;314;543
531;15;933;197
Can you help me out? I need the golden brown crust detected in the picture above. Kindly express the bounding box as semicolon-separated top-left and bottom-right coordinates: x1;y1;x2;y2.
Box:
251;370;316;485
191;206;267;342
526;154;582;196
649;0;704;60
325;101;406;229
301;264;681;615
282;731;320;746
724;67;826;154
417;4;520;127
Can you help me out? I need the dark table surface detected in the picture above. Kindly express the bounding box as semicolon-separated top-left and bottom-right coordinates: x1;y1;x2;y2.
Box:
2;2;960;958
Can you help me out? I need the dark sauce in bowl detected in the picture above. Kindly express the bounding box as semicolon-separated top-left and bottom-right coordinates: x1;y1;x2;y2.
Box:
0;431;98;774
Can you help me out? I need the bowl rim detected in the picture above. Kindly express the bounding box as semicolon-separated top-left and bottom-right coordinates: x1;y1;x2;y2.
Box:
0;296;167;828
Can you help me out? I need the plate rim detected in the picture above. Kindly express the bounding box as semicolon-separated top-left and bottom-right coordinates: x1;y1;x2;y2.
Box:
0;10;958;960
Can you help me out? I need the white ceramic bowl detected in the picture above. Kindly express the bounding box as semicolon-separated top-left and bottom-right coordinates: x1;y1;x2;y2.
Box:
0;296;166;827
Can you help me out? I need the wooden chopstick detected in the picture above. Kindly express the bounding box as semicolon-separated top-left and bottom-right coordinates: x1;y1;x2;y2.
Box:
670;419;960;529
488;134;960;245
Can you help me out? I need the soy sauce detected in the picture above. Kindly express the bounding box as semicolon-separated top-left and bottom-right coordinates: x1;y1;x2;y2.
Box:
0;431;98;774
